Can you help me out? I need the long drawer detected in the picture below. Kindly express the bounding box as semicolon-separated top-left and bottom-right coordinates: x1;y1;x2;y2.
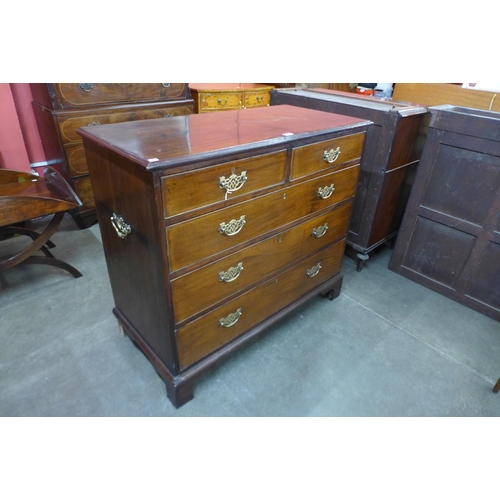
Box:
175;239;346;369
51;83;187;108
57;104;193;146
171;201;353;323
166;165;359;271
162;150;287;217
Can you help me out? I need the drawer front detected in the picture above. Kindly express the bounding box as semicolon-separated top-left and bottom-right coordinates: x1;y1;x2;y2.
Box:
199;92;243;111
53;83;187;108
291;132;365;180
66;145;88;177
167;165;359;271
58;105;193;145
244;91;271;108
171;201;353;323
176;240;345;369
72;176;95;210
162;150;287;217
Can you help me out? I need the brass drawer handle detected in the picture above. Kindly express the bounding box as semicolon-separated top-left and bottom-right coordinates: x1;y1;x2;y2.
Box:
317;184;335;199
111;213;131;239
217;98;229;106
312;223;329;238
79;83;93;92
306;262;322;278
219;168;248;197
219;262;244;282
219;308;242;327
323;145;341;164
219;215;246;236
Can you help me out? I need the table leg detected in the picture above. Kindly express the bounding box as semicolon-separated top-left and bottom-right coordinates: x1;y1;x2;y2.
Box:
0;212;81;278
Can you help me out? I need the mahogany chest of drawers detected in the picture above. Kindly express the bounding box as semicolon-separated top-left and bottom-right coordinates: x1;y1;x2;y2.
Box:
78;105;371;407
270;88;429;270
390;105;500;322
30;83;194;228
189;83;274;113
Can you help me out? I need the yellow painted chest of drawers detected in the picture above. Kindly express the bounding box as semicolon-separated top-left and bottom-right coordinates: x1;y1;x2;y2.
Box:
189;83;274;113
78;105;370;407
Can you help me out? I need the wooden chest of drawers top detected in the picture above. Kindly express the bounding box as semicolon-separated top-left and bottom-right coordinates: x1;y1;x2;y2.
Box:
31;83;189;110
77;104;369;169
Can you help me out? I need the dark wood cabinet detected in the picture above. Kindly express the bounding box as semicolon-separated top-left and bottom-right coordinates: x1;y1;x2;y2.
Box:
30;83;194;228
78;105;371;407
390;105;500;322
270;88;429;270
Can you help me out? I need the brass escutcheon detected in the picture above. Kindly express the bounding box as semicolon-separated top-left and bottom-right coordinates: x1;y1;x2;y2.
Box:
219;262;244;282
219;308;242;327
312;223;329;238
110;213;131;239
306;262;322;278
317;184;335;199
323;145;341;163
219;215;246;236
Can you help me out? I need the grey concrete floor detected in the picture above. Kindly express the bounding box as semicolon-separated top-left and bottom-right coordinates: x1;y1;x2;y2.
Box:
1;213;499;416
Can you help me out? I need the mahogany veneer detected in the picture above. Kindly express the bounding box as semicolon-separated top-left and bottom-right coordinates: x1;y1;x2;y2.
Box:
78;105;371;407
30;83;194;229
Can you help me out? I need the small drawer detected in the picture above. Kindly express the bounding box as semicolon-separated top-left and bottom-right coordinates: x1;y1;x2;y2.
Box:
171;201;353;323
166;165;359;271
175;239;346;369
162;150;287;217
199;92;243;111
291;132;365;180
52;83;187;108
58;104;193;145
244;91;271;108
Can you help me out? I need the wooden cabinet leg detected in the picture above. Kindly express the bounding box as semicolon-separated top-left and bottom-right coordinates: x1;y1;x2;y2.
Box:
493;377;500;393
356;253;369;272
166;379;195;408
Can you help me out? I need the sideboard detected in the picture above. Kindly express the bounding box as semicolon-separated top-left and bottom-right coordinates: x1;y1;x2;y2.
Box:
270;88;429;270
30;83;194;228
78;105;371;407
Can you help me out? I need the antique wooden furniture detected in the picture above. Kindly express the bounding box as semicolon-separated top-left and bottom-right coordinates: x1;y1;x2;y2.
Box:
390;105;500;322
189;83;274;113
494;377;500;393
78;105;371;407
30;83;194;229
393;83;500;113
271;88;429;270
0;167;82;279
